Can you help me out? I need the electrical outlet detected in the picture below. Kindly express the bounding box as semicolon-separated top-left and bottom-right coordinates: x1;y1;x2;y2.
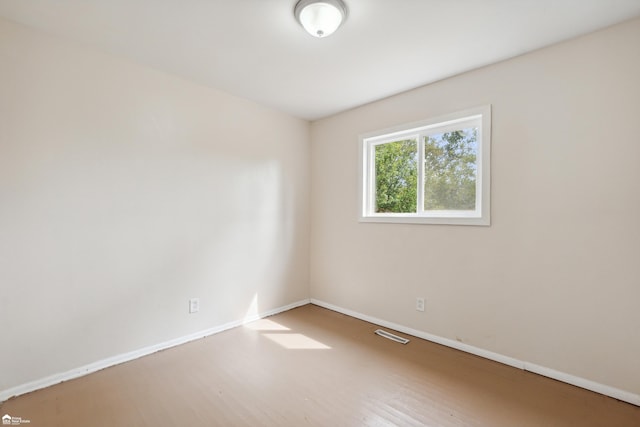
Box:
189;298;200;314
416;297;425;312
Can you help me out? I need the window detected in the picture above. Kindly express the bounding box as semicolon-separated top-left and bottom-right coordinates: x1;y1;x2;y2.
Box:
360;105;491;225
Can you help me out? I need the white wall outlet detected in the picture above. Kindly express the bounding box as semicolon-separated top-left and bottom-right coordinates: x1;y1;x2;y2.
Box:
189;298;200;314
416;297;425;312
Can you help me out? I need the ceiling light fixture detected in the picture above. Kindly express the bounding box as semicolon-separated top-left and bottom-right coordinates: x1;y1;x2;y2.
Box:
294;0;347;38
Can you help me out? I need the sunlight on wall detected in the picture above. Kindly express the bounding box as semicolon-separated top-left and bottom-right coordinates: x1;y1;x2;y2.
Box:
189;158;296;325
243;293;260;323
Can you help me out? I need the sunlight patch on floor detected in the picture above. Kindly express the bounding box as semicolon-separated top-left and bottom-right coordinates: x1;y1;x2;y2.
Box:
263;333;331;350
244;319;290;331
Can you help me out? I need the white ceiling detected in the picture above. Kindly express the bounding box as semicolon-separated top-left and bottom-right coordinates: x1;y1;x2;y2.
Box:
1;0;639;120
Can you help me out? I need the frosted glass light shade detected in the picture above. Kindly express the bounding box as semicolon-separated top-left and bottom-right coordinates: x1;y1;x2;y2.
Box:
294;0;347;38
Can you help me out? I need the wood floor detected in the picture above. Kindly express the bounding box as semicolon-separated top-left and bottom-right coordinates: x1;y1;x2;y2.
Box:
2;304;639;426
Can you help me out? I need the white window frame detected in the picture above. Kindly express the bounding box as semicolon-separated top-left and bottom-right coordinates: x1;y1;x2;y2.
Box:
359;105;491;226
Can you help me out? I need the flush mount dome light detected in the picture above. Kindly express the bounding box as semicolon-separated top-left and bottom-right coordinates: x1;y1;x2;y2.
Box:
294;0;347;38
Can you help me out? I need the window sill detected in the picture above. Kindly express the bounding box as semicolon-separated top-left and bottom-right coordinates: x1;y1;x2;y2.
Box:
358;215;490;226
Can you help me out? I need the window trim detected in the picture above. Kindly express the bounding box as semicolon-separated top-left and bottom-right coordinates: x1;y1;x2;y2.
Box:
359;105;491;226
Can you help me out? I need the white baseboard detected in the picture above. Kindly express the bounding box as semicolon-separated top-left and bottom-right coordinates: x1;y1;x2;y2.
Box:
310;298;640;407
5;297;638;407
0;298;310;403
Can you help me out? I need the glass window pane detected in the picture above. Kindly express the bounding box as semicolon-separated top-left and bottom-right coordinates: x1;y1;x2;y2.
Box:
423;128;477;211
374;139;417;213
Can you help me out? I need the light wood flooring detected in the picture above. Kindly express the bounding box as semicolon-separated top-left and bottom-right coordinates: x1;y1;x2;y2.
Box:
2;304;639;426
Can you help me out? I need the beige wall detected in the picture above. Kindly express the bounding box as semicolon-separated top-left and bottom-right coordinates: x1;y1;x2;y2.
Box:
310;18;640;395
0;17;310;392
2;12;639;401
